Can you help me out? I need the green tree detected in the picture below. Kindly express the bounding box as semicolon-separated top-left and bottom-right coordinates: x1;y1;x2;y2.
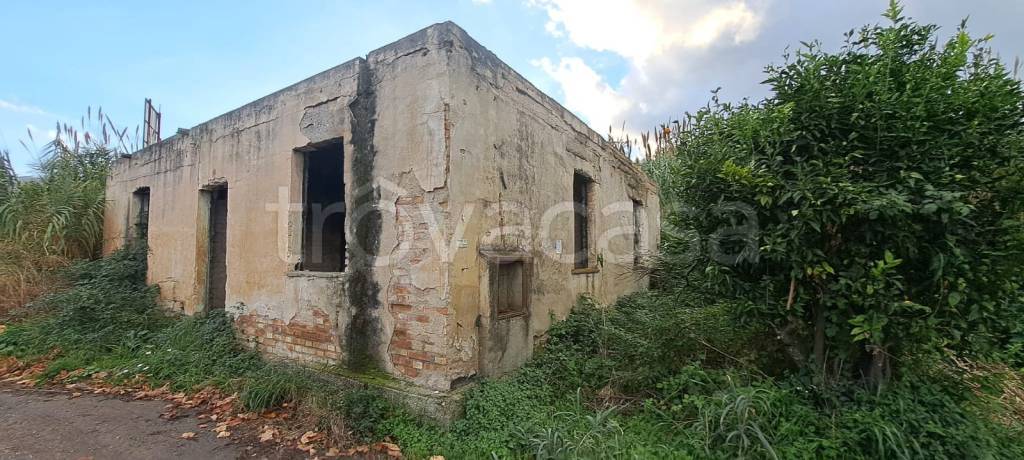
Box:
649;1;1024;386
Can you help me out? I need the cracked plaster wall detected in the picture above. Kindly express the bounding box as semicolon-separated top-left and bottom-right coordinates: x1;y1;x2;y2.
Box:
103;22;659;390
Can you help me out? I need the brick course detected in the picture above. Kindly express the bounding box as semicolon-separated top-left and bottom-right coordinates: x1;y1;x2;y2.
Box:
235;308;340;364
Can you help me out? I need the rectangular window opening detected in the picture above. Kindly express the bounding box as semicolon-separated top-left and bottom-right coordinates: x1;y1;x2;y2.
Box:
301;142;346;272
492;259;526;318
132;187;151;244
573;172;593;269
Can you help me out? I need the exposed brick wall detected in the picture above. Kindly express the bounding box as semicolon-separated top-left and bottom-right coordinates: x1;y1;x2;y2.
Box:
235;308;340;364
388;299;450;378
387;195;455;387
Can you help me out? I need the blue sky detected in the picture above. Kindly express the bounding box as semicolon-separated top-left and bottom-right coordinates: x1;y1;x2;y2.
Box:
2;1;1021;175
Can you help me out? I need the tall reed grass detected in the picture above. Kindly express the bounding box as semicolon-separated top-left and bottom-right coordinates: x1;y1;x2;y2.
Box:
0;109;133;313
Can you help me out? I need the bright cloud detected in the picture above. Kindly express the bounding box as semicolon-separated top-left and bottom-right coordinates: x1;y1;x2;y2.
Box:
530;0;762;63
0;99;49;116
533;57;633;133
24;124;57;142
529;0;767;135
683;2;762;48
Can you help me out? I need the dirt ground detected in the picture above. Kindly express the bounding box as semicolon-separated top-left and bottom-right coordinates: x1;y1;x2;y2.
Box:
0;383;259;460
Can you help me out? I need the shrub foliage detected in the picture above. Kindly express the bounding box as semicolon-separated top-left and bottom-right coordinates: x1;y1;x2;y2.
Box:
647;1;1024;384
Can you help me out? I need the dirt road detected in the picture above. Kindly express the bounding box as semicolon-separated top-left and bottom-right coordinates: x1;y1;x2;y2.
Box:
0;383;248;459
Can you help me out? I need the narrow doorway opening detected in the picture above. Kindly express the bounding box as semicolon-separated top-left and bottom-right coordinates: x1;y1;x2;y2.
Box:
632;199;643;265
207;187;228;310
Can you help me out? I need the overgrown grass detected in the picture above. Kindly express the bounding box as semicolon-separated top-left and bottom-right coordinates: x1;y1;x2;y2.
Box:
2;244;1022;459
373;294;1024;459
0;244;261;387
0;244;412;447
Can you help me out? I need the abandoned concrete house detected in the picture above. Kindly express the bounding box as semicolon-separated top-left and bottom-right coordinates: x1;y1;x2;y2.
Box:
103;22;660;391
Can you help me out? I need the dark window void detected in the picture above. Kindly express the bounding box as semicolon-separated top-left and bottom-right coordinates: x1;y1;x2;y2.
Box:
132;187;150;243
492;259;526;317
208;187;228;310
632;199;643;265
302;143;346;272
573;172;593;269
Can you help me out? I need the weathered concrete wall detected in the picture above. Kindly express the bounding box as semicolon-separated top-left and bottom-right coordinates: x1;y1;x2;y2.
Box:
441;25;661;378
103;22;658;391
105;56;366;364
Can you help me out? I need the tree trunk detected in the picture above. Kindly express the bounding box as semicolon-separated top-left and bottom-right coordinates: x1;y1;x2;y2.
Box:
813;301;826;380
867;345;890;390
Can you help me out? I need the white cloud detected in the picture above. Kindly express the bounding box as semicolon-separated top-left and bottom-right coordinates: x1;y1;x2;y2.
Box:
683;2;762;48
529;0;662;62
24;124;57;142
533;57;632;133
0;99;49;116
530;0;762;63
529;0;767;134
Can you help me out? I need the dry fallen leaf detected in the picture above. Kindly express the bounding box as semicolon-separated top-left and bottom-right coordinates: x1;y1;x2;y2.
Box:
0;324;7;335
300;431;323;444
429;456;445;460
378;442;402;457
258;426;277;443
217;431;231;439
181;432;196;440
325;447;342;457
70;392;82;398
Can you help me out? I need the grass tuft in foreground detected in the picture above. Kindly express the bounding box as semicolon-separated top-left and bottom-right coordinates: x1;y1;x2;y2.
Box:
2;246;1023;459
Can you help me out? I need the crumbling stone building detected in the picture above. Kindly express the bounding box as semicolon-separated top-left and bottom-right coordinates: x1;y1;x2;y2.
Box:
103;22;660;390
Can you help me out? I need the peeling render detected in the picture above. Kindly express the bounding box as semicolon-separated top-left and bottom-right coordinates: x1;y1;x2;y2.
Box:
102;22;660;391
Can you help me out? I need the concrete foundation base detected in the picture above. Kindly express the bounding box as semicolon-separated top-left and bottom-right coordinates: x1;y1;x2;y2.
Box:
316;367;469;426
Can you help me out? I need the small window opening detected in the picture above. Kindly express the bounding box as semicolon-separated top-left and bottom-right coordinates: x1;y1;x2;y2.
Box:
492;259;526;318
632;199;643;265
301;142;346;272
132;187;151;243
572;172;593;269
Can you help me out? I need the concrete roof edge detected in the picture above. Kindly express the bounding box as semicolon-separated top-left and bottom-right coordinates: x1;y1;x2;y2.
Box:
122;21;658;191
431;22;658;189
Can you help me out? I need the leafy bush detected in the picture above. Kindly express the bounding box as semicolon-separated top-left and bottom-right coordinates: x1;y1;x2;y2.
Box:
36;243;166;352
646;1;1024;384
